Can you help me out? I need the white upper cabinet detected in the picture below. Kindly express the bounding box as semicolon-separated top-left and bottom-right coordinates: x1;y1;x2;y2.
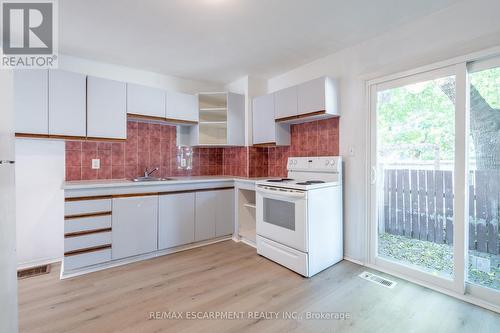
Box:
87;76;127;140
14;70;48;135
166;91;198;123
252;94;290;146
274;85;298;120
126;83;166;118
297;76;339;117
252;94;275;144
226;92;245;146
48;70;86;137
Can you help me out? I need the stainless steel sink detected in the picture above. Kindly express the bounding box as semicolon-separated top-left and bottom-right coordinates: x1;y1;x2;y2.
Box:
131;176;173;182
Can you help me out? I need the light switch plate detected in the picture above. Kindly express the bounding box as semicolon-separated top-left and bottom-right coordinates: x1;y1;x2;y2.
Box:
349;146;355;156
91;159;100;169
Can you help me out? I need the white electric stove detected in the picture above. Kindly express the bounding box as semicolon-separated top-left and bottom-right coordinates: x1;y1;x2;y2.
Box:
256;156;343;277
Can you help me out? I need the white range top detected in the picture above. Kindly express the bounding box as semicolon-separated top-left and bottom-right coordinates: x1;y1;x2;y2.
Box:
256;156;342;191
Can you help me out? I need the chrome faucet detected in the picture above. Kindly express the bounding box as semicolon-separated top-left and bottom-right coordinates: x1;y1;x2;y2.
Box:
144;167;158;178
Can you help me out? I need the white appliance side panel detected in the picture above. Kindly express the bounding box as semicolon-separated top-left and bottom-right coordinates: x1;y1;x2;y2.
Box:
257;235;308;277
307;187;343;276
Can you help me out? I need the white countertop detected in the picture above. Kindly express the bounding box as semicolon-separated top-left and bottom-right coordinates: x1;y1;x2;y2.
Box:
62;176;268;190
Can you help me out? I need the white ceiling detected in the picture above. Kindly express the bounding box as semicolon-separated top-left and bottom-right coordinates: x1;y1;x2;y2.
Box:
60;0;460;84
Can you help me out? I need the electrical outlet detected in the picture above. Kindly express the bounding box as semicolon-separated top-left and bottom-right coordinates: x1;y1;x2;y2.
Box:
91;159;100;169
476;256;491;273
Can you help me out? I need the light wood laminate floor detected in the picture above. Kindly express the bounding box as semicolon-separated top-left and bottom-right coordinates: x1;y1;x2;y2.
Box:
18;241;499;333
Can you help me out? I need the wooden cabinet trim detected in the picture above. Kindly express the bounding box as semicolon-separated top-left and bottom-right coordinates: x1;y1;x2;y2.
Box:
64;244;111;257
65;228;112;238
128;113;198;125
253;142;276;147
64;187;234;205
275;110;328;122
65;195;113;202
65;211;112;220
15;133;126;142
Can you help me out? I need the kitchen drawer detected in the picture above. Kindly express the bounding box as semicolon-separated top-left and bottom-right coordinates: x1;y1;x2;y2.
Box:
65;231;112;253
65;199;112;216
64;248;111;271
257;235;308;276
65;215;112;234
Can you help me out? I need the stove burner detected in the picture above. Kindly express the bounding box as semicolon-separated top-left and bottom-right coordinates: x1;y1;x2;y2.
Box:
267;178;294;182
296;180;326;185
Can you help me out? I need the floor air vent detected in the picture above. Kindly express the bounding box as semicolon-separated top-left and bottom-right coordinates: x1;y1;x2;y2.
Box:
17;264;51;279
358;271;396;288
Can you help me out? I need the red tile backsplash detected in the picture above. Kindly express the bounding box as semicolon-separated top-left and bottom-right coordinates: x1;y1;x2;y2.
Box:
268;117;339;177
65;117;339;181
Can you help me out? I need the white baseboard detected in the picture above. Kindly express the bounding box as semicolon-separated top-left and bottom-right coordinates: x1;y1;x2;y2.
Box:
18;257;62;271
343;256;365;266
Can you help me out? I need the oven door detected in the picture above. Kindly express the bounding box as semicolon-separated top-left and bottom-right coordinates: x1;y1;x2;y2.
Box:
256;185;307;252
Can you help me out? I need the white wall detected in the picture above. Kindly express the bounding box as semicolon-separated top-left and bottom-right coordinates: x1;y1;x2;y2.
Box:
15;139;65;268
266;0;500;262
59;54;224;93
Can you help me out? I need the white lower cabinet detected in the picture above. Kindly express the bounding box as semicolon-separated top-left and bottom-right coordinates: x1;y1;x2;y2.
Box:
158;193;195;249
63;187;235;277
215;189;234;237
112;196;158;260
195;189;234;241
195;191;217;241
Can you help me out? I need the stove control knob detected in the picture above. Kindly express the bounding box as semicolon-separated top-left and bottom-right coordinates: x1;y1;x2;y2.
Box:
325;160;330;166
330;159;335;167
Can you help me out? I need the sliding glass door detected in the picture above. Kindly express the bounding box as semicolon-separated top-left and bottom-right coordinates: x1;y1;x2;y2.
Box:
370;58;500;307
467;59;500;297
375;71;456;279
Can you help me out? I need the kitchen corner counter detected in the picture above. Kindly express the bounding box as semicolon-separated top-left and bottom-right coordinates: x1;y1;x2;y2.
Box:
62;176;267;197
62;176;266;190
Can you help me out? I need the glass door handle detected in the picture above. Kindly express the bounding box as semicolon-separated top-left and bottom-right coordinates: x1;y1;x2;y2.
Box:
0;160;15;164
370;166;376;185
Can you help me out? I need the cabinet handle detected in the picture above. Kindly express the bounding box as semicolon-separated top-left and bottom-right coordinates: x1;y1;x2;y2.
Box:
0;160;15;165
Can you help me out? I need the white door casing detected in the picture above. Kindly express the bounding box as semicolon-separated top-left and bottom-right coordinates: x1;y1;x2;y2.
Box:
0;70;19;332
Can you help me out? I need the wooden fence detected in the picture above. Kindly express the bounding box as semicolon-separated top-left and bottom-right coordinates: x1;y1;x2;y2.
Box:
382;169;500;255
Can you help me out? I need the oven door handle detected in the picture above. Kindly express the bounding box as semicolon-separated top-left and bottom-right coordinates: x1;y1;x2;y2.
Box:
256;186;306;199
